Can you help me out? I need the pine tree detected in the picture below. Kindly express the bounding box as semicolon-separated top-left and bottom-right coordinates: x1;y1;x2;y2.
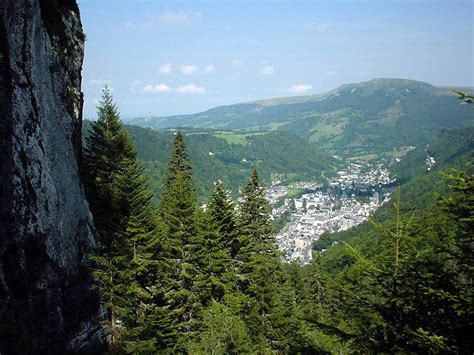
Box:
83;86;136;249
83;87;137;348
186;302;253;354
208;181;238;253
162;131;192;189
112;158;169;351
289;198;297;212
158;132;201;350
83;88;169;351
237;169;275;259
193;208;235;305
236;169;287;350
208;180;239;258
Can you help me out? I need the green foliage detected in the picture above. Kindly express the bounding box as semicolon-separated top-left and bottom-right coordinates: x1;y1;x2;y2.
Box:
83;87;136;249
158;159;200;349
309;175;474;353
438;169;474;271
193;208;235;305
186;302;253;354
391;127;474;183
234;170;303;352
84;89;168;351
162;131;193;189
208;180;239;258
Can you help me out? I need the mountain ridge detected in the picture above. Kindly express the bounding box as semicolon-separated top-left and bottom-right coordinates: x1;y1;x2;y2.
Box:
126;78;473;157
126;78;469;123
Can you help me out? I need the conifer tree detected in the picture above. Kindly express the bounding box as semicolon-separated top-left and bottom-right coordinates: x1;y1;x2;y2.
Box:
84;88;167;351
83;86;136;249
237;169;275;257
236;169;287;350
158;132;201;349
208;180;239;258
187;302;253;354
193;208;235;305
83;87;137;347
162;131;192;189
112;158;169;351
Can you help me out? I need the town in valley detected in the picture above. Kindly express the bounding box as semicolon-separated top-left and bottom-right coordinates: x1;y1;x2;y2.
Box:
265;160;396;264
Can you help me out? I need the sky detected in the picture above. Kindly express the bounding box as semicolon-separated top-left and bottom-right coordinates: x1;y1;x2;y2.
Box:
77;0;473;119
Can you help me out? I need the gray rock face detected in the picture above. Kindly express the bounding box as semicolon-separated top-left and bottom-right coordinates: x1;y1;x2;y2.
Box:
0;0;106;352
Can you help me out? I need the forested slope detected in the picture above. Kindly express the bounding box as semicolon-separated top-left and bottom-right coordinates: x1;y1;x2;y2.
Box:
83;120;338;201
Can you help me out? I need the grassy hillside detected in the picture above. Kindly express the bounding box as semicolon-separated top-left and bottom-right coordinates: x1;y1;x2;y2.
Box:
126;79;473;157
83;121;339;201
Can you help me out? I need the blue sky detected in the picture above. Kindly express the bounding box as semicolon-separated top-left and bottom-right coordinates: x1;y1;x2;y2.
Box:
78;0;473;119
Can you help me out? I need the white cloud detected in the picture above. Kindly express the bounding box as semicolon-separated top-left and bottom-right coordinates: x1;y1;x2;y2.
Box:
176;84;206;94
326;70;337;77
160;63;173;74
88;78;111;86
259;65;274;76
143;84;171;93
287;84;313;94
360;71;371;77
203;64;215;74
181;65;198;74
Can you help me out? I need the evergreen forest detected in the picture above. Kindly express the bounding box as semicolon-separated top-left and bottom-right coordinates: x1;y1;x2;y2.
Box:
81;87;473;354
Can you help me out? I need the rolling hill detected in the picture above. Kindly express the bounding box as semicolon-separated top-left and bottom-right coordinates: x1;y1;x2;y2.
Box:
127;79;473;157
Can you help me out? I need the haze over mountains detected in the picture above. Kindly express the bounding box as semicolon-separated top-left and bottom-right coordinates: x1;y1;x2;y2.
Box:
127;78;473;156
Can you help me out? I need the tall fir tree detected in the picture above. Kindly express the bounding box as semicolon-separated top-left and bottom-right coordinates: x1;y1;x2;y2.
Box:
162;131;192;189
237;169;275;257
158;132;202;350
112;158;169;352
236;169;290;351
83;88;166;351
193;208;236;307
83;86;136;249
208;180;239;258
83;87;136;347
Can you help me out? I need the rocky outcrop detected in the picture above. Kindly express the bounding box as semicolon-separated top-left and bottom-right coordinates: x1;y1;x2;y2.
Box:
0;0;106;353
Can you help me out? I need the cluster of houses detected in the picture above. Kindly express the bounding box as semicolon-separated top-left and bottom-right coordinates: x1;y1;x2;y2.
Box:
265;161;394;264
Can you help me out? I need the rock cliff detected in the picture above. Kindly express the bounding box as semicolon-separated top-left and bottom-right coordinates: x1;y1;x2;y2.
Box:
0;0;106;352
